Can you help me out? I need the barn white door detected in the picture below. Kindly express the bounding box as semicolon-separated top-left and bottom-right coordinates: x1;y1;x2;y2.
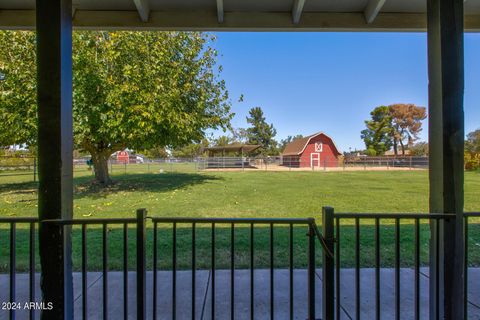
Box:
310;153;320;168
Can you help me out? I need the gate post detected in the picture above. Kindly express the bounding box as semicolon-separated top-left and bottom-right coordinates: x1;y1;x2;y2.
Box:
33;158;36;182
307;220;316;320
322;207;335;320
136;209;147;320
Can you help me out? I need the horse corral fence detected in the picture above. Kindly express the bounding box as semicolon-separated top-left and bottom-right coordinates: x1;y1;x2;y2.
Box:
0;156;430;181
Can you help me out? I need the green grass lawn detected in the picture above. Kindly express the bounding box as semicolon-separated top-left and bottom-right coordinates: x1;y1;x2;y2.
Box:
1;168;479;271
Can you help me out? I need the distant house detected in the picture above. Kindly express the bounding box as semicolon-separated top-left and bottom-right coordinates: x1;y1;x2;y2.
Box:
281;132;341;168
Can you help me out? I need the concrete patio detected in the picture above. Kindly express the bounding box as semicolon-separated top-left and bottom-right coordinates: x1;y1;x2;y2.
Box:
2;268;480;319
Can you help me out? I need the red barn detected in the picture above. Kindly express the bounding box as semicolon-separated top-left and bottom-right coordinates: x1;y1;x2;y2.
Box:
117;150;130;164
282;132;341;168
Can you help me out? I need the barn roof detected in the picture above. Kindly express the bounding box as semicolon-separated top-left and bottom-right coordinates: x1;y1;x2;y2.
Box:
282;132;342;156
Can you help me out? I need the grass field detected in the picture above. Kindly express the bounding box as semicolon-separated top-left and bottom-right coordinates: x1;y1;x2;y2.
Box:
1;167;479;271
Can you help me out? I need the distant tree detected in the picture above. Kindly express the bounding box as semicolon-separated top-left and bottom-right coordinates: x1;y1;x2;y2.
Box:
466;129;480;154
279;135;304;153
465;129;480;170
214;135;234;146
143;147;169;159
361;106;393;156
73;149;90;158
465;152;480;170
0;31;233;185
231;127;248;143
246;107;278;155
361;104;427;156
171;139;209;158
409;141;429;156
389;104;427;155
365;146;377;156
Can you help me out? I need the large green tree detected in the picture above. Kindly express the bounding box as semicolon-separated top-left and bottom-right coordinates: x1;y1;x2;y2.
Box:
0;32;37;147
360;106;393;156
0;31;233;184
245;107;278;155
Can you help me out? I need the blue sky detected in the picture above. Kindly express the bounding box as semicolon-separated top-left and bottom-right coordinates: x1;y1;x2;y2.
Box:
211;32;480;152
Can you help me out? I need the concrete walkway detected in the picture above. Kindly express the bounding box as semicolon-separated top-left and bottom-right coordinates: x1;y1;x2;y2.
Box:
2;268;480;319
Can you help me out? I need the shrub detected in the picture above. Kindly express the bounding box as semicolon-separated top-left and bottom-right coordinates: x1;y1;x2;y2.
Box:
365;147;377;156
465;152;480;171
0;151;35;170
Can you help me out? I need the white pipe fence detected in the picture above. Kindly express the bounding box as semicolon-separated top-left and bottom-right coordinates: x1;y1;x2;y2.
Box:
0;156;431;181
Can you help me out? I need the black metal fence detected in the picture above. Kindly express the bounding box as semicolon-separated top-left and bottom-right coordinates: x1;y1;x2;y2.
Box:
1;217;38;320
464;211;480;320
149;216;326;320
3;210;479;319
2;212;326;319
322;208;480;320
0;157;37;181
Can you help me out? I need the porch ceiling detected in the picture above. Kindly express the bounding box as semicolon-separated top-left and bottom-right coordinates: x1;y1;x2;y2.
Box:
1;0;479;31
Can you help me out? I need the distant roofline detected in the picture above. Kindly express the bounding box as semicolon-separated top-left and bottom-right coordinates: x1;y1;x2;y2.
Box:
203;143;261;154
282;132;342;156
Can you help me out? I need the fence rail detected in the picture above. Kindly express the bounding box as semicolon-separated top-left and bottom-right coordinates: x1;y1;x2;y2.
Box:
0;156;431;182
324;209;478;320
149;215;321;320
1;213;324;319
198;156;429;171
1;217;38;320
2;210;479;319
463;211;480;320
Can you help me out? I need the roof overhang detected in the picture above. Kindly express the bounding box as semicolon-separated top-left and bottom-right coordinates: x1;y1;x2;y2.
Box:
204;144;262;154
1;0;480;32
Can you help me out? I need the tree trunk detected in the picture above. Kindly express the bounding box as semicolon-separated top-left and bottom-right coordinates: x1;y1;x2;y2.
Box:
399;139;406;155
91;151;112;185
393;137;398;156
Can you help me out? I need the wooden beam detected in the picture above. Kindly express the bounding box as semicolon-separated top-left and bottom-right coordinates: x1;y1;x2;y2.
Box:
364;0;387;23
36;0;74;319
1;10;480;32
72;1;80;19
216;0;224;23
427;0;465;318
133;0;150;22
292;0;306;24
